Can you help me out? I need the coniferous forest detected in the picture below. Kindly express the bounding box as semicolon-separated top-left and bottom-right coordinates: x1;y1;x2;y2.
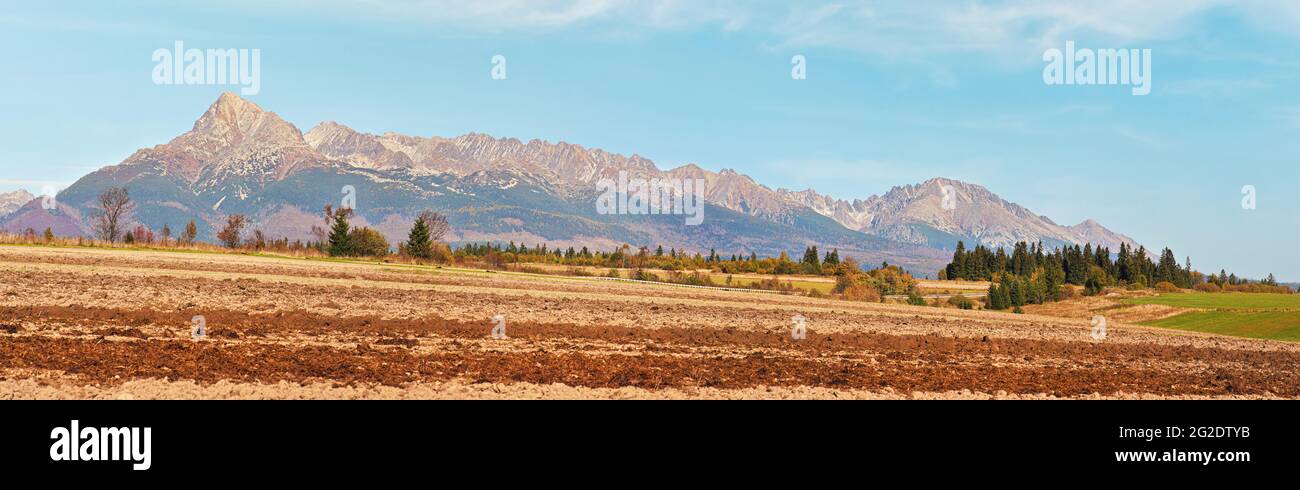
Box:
941;240;1288;310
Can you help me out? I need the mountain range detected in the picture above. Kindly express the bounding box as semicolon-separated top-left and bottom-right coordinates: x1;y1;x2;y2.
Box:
0;189;33;217
0;93;1139;275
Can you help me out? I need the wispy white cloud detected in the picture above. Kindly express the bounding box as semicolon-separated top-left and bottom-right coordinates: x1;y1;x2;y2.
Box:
769;0;1230;62
216;1;1300;64
222;0;751;32
0;12;192;35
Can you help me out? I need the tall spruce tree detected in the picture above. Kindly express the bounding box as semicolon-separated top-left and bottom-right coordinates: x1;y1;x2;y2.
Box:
328;211;352;257
406;214;432;260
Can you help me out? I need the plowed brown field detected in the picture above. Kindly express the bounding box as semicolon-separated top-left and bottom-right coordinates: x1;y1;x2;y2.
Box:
2;245;1298;399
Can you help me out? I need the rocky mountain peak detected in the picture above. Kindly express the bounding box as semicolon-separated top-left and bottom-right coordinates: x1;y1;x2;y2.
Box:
106;92;324;191
190;92;306;147
194;92;267;134
1067;219;1140;251
0;189;35;217
305;122;413;170
780;177;1139;251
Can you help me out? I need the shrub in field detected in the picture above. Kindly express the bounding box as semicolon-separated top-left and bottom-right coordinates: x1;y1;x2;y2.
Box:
1084;276;1104;296
667;271;718;287
1058;286;1078;300
1155;281;1180;293
838;281;881;302
1194;282;1222;293
1221;283;1293;294
348;227;390;257
746;276;795;293
831;258;909;302
949;295;974;310
630;268;658;281
131;225;154;245
907;291;927;306
483;251;507;269
429;243;453;263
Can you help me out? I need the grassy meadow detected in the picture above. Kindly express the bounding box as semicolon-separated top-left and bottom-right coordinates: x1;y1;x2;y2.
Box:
1124;292;1300;341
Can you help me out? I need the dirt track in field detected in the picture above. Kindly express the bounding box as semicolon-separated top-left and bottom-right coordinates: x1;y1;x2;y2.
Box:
2;245;1297;399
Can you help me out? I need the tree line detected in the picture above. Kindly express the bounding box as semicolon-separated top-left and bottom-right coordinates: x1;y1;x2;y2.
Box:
76;188;849;273
43;188;1295;303
942;240;1290;311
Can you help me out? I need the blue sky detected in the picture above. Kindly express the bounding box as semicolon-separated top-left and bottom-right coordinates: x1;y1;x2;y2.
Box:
2;1;1298;279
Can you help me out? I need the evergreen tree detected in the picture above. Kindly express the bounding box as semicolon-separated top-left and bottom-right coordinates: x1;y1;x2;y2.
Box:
1114;243;1129;282
328;211;353;257
801;246;820;272
1155;248;1179;285
824;249;840;266
1084;274;1104;296
949;241;967;280
406;214;433;260
987;282;1006;310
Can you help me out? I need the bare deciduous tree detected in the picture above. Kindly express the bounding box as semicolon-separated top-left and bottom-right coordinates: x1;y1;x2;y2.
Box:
251;229;267;250
418;210;450;242
93;187;132;243
216;215;247;248
182;220;198;246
